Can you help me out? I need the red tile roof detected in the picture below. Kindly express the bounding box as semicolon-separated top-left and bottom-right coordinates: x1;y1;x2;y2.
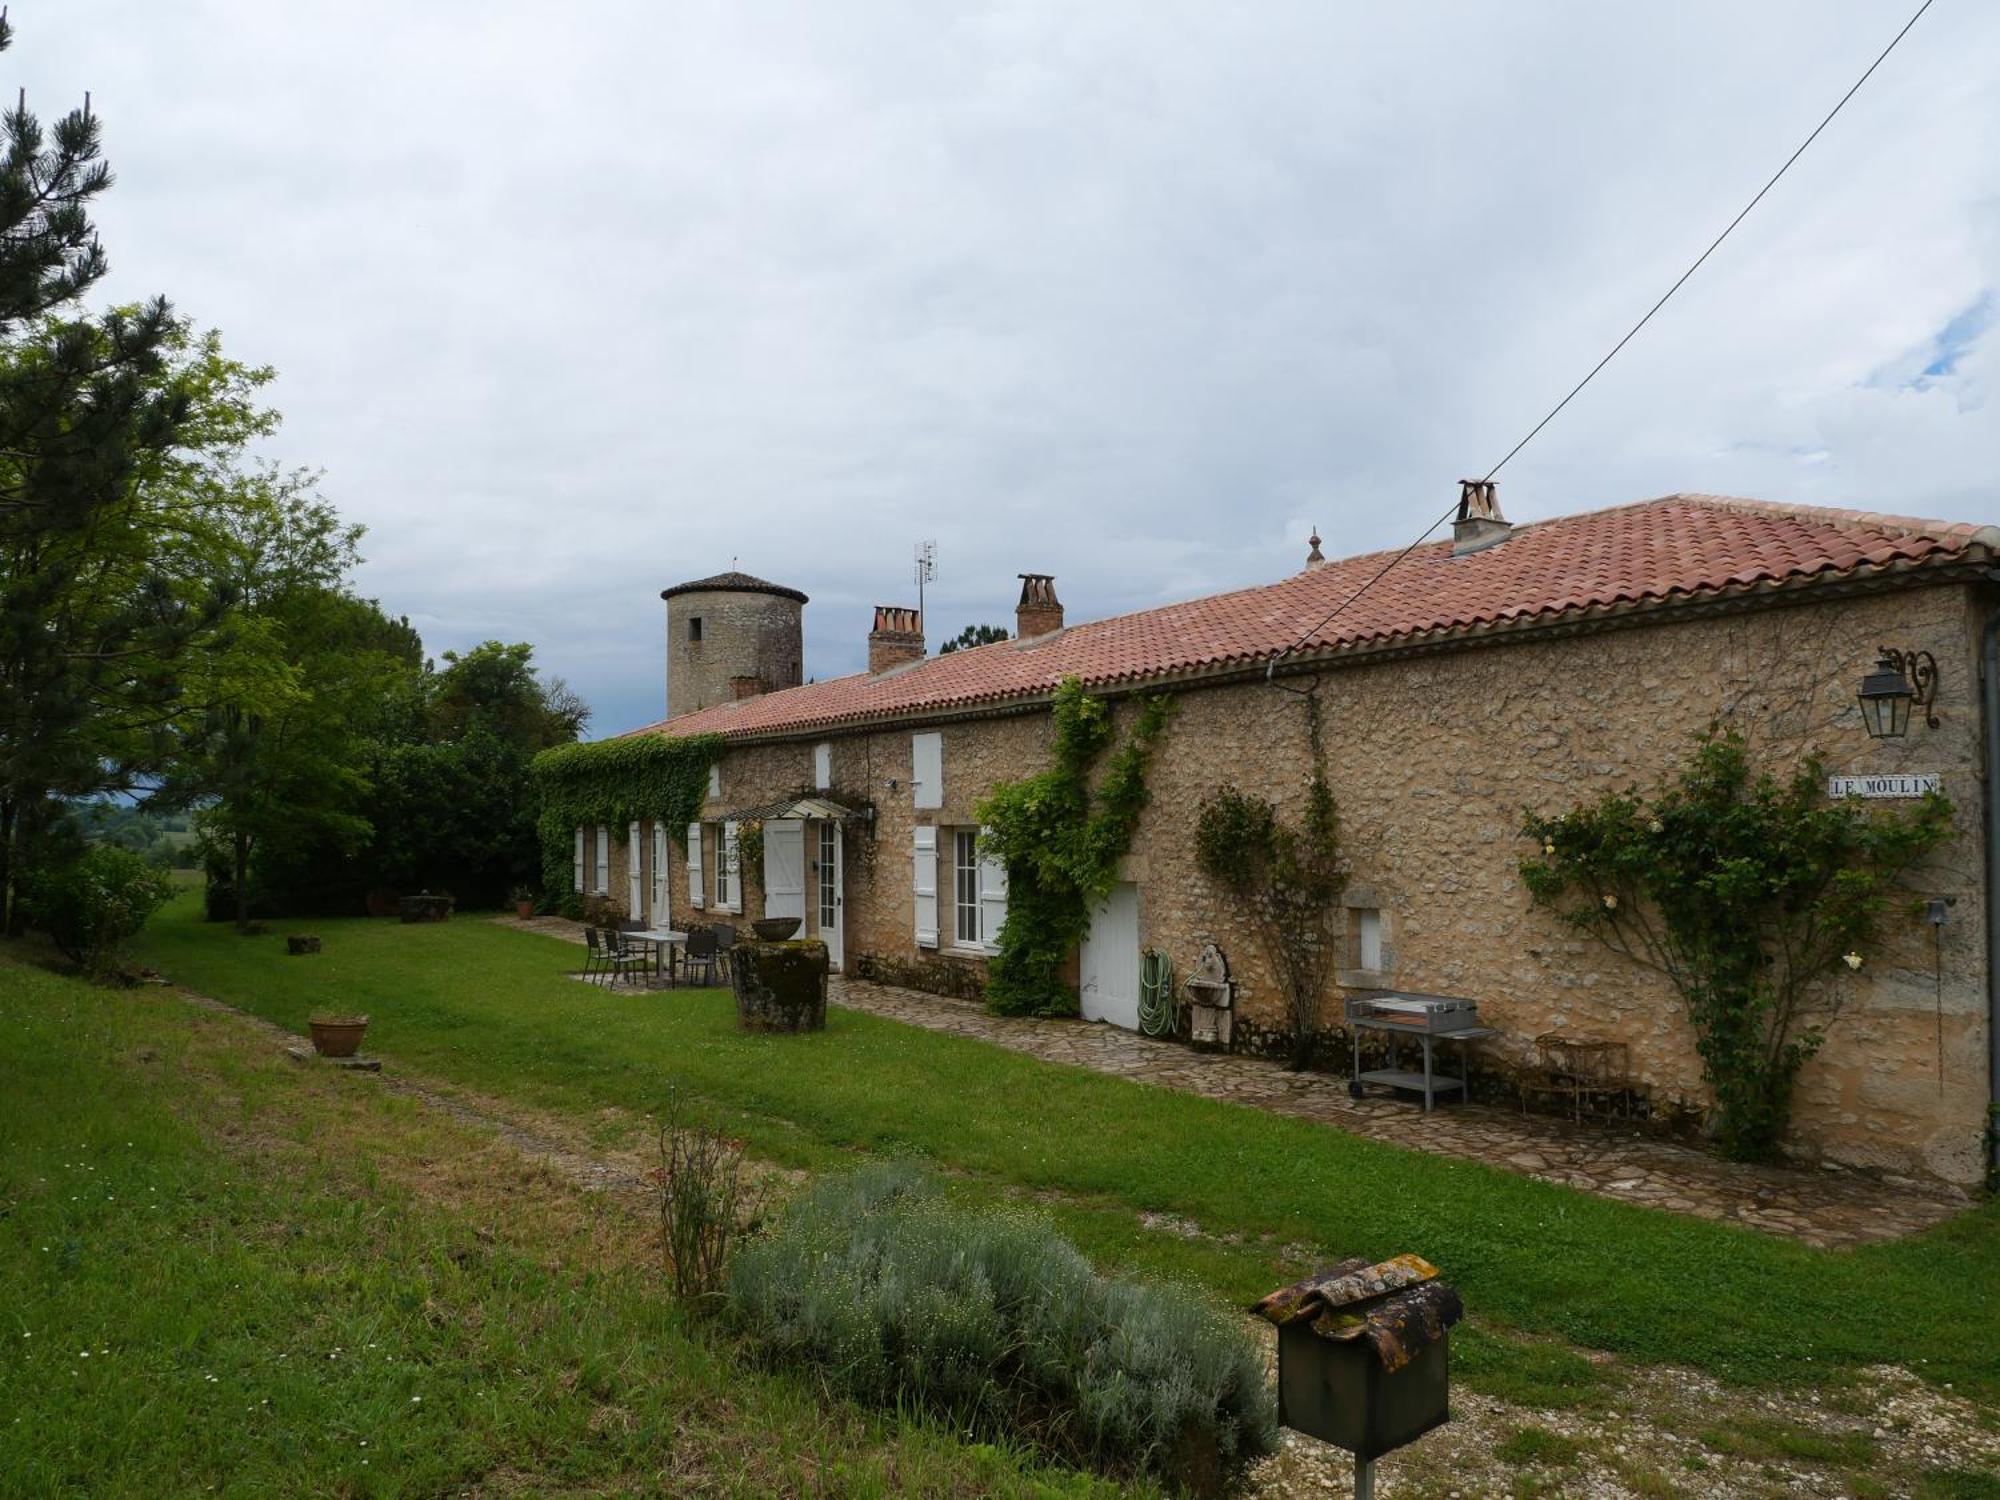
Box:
621;495;1995;743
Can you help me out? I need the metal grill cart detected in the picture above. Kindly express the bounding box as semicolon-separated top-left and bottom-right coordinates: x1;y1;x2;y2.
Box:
1345;992;1493;1111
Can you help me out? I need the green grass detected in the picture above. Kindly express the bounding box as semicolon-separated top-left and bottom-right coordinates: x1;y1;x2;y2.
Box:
134;896;2000;1400
0;954;1131;1497
1492;1426;1584;1467
1696;1414;1879;1466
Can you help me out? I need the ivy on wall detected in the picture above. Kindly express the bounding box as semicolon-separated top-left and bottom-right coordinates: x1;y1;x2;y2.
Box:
528;733;725;913
1518;727;1952;1163
976;678;1174;1017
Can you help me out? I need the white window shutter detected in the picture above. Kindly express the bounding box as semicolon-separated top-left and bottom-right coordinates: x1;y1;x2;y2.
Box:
978;829;1009;954
912;732;943;810
595;826;609;894
573;827;585;893
687;823;705;909
628;820;643;919
813;741;831;790
651;824;669;919
722;821;741;911
913;825;939;948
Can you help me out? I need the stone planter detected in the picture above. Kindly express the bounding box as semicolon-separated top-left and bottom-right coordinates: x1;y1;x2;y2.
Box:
286;935;322;955
731;939;829;1033
309;1015;370;1058
398;893;454;923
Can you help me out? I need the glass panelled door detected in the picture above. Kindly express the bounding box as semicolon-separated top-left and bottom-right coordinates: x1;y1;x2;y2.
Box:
817;821;844;971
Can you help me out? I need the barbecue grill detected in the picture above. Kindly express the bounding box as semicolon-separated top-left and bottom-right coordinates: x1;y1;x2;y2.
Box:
1345;992;1493;1111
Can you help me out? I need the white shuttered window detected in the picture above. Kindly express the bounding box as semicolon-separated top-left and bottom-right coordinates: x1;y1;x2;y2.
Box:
978;831;1009;955
911;733;942;810
651;824;670;919
594;827;609;894
913;825;939;948
627;821;643;919
813;741;831;790
686;822;705;909
573;828;585;893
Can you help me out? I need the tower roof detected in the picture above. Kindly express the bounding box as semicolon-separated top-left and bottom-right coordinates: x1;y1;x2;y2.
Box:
660;570;808;605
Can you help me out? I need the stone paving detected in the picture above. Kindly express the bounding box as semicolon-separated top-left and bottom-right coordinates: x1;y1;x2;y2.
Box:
492;914;1970;1248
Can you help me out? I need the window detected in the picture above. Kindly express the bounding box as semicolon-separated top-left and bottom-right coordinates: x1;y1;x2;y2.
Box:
594;826;610;895
708;763;721;799
651;823;670;918
709;821;740;911
689;616;703;642
953;829;981;946
818;821;838;930
1351;907;1383;972
813;741;831;790
573;827;585;893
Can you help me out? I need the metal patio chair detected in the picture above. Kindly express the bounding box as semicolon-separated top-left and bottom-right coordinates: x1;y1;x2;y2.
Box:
682;926;721;988
709;922;737;981
599;926;649;989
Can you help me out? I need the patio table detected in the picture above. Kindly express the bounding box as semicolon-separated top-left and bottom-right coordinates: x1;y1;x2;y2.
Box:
622;928;688;985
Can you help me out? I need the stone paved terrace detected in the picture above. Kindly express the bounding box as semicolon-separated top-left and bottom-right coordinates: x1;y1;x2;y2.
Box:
497;915;1969;1249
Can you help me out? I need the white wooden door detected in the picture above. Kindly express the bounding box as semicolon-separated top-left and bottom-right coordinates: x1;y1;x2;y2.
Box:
1080;882;1142;1030
816;821;844;970
762;819;807;923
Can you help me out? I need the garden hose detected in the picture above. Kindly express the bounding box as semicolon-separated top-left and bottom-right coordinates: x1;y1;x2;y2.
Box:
1138;948;1175;1037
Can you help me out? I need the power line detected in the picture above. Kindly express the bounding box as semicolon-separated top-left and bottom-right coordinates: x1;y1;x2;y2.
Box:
1268;0;1938;678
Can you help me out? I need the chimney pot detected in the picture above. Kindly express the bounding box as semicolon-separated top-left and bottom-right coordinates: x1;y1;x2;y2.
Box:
1015;573;1064;640
1452;479;1512;556
867;605;925;674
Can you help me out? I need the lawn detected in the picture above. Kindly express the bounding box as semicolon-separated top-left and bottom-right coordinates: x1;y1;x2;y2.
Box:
0;950;1131;1498
133;897;2000;1403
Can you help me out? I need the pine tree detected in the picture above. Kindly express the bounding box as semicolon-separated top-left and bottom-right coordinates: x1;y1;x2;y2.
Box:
0;15;196;929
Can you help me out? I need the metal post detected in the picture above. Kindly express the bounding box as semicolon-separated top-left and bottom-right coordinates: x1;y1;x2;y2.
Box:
1355;1456;1375;1500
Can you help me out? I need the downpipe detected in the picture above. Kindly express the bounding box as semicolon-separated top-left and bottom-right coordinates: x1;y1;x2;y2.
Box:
1983;594;2000;1181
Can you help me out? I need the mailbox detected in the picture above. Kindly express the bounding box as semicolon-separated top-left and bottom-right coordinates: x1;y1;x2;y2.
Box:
1255;1254;1462;1492
1275;1316;1449;1458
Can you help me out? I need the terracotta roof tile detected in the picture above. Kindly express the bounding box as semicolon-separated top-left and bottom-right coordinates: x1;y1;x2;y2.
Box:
620;495;1994;743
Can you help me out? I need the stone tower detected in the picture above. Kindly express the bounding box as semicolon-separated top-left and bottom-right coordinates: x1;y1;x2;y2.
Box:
661;571;808;719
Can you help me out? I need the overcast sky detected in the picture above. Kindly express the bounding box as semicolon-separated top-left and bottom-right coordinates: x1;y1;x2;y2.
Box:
13;2;1997;734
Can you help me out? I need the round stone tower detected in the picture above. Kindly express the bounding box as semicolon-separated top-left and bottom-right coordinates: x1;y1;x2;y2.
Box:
661;571;808;719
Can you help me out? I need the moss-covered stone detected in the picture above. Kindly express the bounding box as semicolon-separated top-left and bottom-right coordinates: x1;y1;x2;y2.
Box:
731;938;828;1032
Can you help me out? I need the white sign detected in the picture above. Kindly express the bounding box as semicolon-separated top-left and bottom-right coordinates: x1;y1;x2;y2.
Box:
1828;773;1941;800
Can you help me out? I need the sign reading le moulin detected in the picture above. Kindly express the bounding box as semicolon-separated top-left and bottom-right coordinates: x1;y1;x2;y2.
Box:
1827;772;1943;800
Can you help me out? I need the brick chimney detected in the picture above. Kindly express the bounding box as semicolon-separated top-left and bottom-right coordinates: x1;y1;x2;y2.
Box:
728;673;767;701
1015;574;1064;640
1452;479;1512;556
868;605;925;673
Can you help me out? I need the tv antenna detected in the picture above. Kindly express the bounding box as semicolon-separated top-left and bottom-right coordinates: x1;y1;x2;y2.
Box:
914;540;936;629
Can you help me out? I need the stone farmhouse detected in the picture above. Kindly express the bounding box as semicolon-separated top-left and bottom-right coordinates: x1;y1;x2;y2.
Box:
585;489;1999;1186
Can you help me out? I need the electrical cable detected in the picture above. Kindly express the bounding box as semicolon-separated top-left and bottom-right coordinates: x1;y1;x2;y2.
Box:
1265;0;1938;684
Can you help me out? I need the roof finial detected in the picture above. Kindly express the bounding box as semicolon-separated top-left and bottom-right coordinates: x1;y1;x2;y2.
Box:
1305;527;1327;571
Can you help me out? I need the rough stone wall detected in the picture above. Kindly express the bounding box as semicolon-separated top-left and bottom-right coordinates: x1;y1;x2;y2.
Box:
1124;583;1989;1184
665;589;803;719
623;581;1991;1184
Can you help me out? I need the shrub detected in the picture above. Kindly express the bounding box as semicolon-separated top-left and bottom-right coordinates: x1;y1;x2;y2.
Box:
728;1163;1274;1492
650;1093;756;1309
23;845;177;977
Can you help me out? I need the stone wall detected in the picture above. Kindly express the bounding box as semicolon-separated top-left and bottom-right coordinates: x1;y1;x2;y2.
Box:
609;580;1991;1184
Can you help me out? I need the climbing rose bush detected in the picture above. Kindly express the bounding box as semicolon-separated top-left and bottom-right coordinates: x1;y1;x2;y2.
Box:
1519;728;1951;1162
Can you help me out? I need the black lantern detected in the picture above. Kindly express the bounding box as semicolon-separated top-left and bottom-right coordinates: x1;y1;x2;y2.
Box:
1857;648;1940;739
1857;655;1913;739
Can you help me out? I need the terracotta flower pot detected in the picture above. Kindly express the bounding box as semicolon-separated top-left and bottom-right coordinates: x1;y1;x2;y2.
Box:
309;1016;370;1058
516;900;534;919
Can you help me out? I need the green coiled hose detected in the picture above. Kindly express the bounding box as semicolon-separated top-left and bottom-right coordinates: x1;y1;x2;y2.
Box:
1138;948;1176;1037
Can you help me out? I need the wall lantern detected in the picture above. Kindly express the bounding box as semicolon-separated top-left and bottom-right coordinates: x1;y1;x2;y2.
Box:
1856;647;1939;739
